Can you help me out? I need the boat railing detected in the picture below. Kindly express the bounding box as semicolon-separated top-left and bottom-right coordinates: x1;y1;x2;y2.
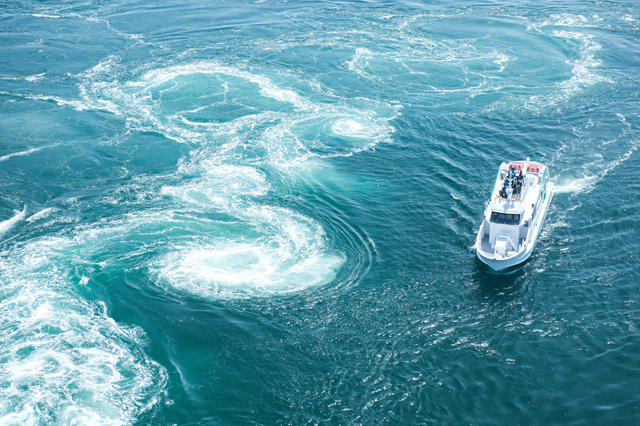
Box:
476;224;483;249
525;218;534;244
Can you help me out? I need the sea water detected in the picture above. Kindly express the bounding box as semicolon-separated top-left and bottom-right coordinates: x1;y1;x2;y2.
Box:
1;0;639;424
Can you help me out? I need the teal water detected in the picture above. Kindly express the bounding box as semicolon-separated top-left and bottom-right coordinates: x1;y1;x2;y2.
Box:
1;0;640;424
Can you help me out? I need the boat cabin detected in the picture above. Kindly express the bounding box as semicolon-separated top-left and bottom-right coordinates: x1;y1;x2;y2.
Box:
487;202;525;256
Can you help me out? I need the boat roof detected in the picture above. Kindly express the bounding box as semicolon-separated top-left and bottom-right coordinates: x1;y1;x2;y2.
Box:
490;198;525;213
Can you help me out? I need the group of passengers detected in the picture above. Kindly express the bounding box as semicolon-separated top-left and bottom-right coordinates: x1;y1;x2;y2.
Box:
498;165;524;199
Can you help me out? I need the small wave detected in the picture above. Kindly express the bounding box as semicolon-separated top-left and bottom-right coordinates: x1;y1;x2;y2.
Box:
24;73;45;82
31;13;62;18
0;208;26;237
26;208;57;223
0;147;45;162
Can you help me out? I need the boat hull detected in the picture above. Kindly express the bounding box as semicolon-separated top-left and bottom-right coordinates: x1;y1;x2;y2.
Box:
476;184;553;271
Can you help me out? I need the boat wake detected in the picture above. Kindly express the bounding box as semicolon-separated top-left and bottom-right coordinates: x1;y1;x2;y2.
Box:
553;146;637;195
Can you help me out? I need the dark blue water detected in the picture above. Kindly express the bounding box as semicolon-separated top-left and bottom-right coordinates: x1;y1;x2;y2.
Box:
1;0;639;424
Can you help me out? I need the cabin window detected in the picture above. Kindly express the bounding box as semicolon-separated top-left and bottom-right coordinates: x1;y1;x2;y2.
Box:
490;212;520;225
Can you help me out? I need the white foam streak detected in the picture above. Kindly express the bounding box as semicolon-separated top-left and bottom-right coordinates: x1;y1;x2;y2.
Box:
554;30;612;94
77;59;396;156
554;146;637;195
26;208;57;223
0;208;26;237
0;148;45;162
25;73;45;82
31;13;62;19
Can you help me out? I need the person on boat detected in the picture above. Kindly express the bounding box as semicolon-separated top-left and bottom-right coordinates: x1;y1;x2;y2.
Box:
511;179;518;199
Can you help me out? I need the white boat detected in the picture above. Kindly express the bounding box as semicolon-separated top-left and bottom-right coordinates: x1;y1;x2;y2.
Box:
476;159;553;271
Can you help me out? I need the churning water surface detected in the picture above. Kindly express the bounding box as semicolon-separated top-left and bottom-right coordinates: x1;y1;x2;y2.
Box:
1;0;639;424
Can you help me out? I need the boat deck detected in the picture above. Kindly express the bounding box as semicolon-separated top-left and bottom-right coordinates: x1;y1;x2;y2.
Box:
478;234;524;257
479;235;492;254
493;173;538;207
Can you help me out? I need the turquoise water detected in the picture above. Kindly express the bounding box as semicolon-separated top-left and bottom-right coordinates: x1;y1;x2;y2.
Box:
1;0;639;424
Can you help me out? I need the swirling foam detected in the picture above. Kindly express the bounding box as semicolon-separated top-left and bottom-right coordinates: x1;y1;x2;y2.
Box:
157;169;345;298
0;239;167;425
78;59;398;163
69;59;390;298
154;207;345;299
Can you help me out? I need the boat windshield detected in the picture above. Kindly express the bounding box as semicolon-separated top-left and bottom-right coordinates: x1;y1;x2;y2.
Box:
490;212;520;225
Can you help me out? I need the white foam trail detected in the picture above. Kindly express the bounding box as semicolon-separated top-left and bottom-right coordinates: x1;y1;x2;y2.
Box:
31;10;81;20
553;30;612;95
24;73;45;82
554;146;637;195
31;13;62;18
26;208;57;223
77;59;397;156
552;176;597;194
0;208;26;237
0;239;167;425
0;147;45;162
